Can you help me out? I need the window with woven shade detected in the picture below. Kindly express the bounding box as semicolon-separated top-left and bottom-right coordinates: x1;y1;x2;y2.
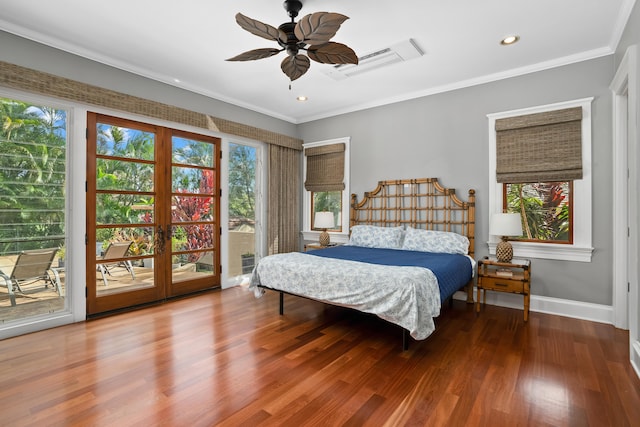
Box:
304;143;345;192
302;138;351;245
495;106;583;184
496;106;583;244
488;98;593;262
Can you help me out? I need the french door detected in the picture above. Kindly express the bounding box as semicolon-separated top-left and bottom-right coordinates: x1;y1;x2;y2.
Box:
86;113;221;315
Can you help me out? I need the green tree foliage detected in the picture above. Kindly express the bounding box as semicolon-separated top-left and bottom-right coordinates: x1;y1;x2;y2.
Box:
96;124;154;226
313;191;341;213
228;143;255;220
505;182;570;242
313;191;341;230
0;98;66;253
94;123;156;255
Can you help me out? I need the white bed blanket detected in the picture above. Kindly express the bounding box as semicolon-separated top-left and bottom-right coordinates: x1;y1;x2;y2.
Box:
249;252;441;340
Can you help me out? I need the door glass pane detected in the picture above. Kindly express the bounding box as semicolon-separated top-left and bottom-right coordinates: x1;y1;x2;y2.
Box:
95;123;155;296
171;196;213;222
228;143;257;281
96;125;155;161
97;159;154;192
0;97;67;323
96;194;155;224
172;137;214;167
172;166;214;193
171;135;217;283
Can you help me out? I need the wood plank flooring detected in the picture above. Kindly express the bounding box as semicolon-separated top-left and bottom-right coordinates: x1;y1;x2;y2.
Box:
1;285;639;426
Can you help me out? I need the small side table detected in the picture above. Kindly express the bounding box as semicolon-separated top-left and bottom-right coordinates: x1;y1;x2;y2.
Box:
476;257;532;321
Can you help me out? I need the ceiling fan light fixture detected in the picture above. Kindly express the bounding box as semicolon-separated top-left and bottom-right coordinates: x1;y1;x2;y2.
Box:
500;35;520;45
226;2;358;82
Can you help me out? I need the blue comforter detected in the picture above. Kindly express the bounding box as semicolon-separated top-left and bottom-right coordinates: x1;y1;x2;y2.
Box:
306;245;473;302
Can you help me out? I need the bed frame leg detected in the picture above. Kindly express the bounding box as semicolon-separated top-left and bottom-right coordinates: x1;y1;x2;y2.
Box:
402;329;409;351
466;280;474;303
279;292;284;315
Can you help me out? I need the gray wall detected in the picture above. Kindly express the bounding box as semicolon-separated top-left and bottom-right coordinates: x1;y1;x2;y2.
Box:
299;56;615;305
0;30;299;139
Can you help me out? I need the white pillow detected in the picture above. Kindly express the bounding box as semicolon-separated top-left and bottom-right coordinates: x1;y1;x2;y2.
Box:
402;227;469;255
348;225;404;249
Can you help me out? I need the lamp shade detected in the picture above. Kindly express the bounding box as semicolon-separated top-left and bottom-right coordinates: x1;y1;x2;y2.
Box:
490;213;523;237
314;211;335;229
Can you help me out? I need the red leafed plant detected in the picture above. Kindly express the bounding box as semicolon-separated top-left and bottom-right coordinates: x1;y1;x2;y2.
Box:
171;170;214;262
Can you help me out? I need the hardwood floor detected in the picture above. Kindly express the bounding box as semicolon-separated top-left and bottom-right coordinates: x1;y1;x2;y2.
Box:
1;285;639;426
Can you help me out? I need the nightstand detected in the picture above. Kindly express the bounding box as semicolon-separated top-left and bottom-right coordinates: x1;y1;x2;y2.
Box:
476;257;532;321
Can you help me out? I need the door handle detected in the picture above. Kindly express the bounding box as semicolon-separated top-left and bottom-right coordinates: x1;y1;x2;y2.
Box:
156;225;166;254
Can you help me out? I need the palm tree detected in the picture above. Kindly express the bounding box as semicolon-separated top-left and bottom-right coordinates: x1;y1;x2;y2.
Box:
0;98;66;252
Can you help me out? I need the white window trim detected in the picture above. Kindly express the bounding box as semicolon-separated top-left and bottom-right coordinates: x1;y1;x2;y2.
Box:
487;98;594;262
301;137;351;244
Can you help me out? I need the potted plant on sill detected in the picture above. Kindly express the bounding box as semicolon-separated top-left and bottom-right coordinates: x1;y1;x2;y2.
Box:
57;245;66;268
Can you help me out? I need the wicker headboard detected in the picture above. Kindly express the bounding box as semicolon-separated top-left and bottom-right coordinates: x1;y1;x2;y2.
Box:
350;178;476;258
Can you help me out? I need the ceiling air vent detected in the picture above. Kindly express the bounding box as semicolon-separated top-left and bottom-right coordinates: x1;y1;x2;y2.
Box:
321;39;423;80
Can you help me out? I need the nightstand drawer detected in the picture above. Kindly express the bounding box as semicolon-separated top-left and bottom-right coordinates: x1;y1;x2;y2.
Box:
479;276;524;294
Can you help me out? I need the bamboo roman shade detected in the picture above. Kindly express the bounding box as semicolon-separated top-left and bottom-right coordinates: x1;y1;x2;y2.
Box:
304;143;345;191
495;106;583;183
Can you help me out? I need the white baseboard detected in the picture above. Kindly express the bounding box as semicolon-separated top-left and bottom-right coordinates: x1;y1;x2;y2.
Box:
633;341;640;380
454;288;613;325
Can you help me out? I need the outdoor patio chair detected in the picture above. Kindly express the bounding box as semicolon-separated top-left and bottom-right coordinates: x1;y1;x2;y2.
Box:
0;248;62;307
97;242;135;286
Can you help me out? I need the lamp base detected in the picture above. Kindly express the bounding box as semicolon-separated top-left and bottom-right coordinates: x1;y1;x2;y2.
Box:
496;239;513;263
319;230;330;247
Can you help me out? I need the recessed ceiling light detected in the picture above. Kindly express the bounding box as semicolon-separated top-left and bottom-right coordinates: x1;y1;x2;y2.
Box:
500;35;520;45
173;78;181;83
297;96;308;102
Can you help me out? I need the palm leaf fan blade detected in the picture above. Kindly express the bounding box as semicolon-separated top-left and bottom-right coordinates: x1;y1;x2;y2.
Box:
281;55;310;81
227;48;282;61
308;42;358;64
235;13;284;42
294;12;349;46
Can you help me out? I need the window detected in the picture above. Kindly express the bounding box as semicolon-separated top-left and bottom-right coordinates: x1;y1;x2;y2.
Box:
225;140;265;286
302;138;350;243
311;191;342;232
487;98;593;262
504;182;572;243
0;96;68;321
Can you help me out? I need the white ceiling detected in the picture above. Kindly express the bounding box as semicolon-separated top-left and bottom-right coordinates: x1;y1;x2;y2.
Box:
0;0;635;124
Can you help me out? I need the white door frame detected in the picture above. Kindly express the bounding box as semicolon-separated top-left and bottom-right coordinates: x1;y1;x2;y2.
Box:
611;44;639;378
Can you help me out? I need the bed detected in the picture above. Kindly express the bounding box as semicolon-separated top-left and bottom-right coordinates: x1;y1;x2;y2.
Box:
250;177;476;349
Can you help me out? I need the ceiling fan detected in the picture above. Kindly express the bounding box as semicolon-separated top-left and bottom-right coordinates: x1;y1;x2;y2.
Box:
226;0;358;82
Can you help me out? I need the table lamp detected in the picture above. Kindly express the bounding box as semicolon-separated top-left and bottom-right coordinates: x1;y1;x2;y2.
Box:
314;212;335;246
490;213;523;262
